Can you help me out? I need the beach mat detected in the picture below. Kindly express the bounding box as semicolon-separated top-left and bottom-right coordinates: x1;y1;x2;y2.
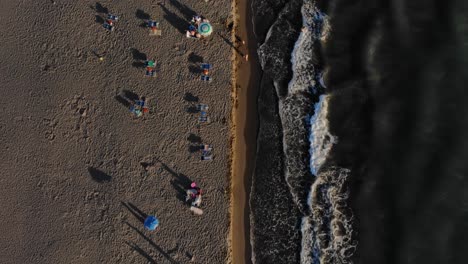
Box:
190;206;203;215
149;29;162;36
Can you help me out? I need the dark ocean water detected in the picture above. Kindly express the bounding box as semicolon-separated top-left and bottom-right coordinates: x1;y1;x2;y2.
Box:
250;0;468;263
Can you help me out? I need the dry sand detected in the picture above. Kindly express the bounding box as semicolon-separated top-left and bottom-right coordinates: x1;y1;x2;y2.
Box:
229;0;261;263
0;0;234;263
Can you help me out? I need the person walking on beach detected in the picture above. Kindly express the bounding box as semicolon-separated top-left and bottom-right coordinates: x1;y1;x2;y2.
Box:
234;35;248;61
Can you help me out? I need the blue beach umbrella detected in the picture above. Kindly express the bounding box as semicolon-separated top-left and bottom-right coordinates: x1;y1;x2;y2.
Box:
198;22;212;36
144;216;159;231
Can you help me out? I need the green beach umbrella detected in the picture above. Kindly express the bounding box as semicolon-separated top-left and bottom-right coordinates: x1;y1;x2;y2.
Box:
198;22;212;36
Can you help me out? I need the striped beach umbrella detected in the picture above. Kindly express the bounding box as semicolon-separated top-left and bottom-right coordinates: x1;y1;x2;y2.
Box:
198;22;212;36
144;216;159;231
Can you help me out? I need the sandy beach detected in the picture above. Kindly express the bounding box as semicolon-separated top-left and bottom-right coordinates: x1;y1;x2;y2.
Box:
0;0;234;263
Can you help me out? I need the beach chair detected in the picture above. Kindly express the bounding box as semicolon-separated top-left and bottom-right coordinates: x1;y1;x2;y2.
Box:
148;20;159;27
148;21;162;36
200;144;213;160
103;23;114;31
107;14;119;21
201;63;211;71
201;151;212;161
145;69;156;77
198;115;210;123
197;104;209;111
150;27;162;36
201;75;212;82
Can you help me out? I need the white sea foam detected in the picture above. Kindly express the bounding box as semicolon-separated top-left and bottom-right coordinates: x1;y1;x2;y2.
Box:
309;95;337;175
289;25;315;94
300;216;314;264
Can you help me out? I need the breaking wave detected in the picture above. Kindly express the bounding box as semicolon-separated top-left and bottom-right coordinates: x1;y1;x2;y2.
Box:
251;0;357;263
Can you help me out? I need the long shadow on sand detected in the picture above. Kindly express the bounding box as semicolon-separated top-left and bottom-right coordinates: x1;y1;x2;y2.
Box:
90;2;108;14
217;32;245;57
125;222;179;264
188;65;202;74
87;167;112;183
188;145;202;153
115;90;141;109
168;0;196;21
184;92;199;102
187;133;202;143
131;48;147;61
122;202;148;224
159;3;187;34
136;9;150;20
136;9;151;28
130;49;148;68
125;241;156;263
160;163;193;203
95;15;105;24
188;52;203;64
186;106;199;113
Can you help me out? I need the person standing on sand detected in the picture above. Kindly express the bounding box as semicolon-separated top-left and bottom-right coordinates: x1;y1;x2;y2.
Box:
235;35;248;61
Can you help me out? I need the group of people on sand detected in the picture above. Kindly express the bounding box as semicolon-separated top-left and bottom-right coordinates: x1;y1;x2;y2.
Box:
186;15;209;39
186;182;203;207
96;7;214;228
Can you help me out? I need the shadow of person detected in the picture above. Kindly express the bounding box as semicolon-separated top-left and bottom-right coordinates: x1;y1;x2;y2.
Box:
187;133;202;143
93;2;108;14
123;90;139;101
132;61;146;68
159;3;188;34
95;15;105;24
136;9;150;20
168;0;196;21
217;32;244;56
87;167;112;183
188;145;202;153
186;106;199;113
170;179;187;203
188;52;203;63
188;65;202;74
130;48;147;61
184;92;199;102
125;222;179;263
160;163;190;182
160;164;193;203
122;202;148;223
125;241;156;264
115;95;131;108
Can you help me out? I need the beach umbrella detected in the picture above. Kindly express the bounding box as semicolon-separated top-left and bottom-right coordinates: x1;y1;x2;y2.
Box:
144;216;159;231
198;22;212;36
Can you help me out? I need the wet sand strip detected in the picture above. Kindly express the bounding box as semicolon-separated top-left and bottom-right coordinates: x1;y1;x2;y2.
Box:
229;0;261;263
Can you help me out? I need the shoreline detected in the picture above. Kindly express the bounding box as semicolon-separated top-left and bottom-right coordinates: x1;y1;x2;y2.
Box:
229;0;261;262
